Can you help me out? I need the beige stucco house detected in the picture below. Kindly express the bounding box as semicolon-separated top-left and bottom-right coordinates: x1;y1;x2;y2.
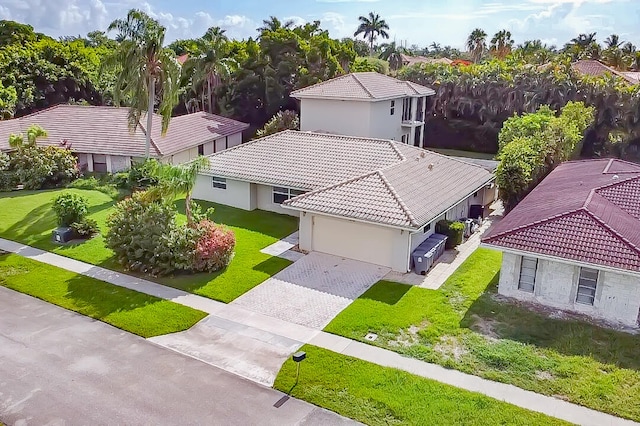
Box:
290;72;435;146
482;159;640;327
0;105;248;172
193;130;495;272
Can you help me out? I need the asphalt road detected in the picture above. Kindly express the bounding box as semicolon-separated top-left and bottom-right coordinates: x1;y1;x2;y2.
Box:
0;287;356;425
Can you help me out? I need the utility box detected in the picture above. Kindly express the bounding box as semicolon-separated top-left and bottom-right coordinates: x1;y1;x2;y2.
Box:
52;227;74;244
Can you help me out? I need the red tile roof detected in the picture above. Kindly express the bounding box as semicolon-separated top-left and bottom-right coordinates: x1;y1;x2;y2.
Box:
483;159;640;272
0;105;248;158
571;60;638;84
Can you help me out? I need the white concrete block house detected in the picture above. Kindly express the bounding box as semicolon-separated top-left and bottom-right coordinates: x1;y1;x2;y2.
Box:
290;72;435;146
0;105;248;171
483;159;640;327
193;130;495;272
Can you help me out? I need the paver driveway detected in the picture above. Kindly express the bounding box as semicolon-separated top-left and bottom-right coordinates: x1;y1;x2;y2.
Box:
231;252;390;329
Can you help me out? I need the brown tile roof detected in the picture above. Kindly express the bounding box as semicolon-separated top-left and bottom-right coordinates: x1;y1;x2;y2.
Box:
285;148;494;228
400;54;453;66
571;60;638;84
483;159;640;272
290;72;435;100
0;105;248;158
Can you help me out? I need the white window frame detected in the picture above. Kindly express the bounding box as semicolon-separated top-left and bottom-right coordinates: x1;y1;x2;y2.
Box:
212;176;227;189
273;186;305;204
576;267;598;305
518;257;537;293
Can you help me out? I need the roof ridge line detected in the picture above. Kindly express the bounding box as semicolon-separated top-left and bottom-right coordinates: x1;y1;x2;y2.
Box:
602;158;614;174
377;170;420;227
290;73;350;96
282;169;381;205
582;207;640;254
593;174;640;194
350;73;375;99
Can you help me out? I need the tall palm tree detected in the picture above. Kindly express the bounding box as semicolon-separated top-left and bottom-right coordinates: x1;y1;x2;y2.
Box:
187;27;236;114
466;28;487;63
258;16;295;32
354;12;390;56
146;156;210;225
604;34;623;49
104;9;181;158
379;41;408;70
489;30;514;59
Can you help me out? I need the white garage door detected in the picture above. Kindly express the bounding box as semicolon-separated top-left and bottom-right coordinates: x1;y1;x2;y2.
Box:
311;215;396;268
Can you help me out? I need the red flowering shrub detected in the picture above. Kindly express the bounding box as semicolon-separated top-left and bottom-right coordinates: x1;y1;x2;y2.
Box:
193;220;236;272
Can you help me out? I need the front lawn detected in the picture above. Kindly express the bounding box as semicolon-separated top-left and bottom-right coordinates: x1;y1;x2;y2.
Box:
0;254;207;337
0;189;298;302
274;345;568;426
325;248;640;421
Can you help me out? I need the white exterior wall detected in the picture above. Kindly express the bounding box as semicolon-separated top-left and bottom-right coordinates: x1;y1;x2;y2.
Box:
256;184;299;217
299;213;411;272
409;223;435;252
299;99;371;137
192;175;254;210
368;99;404;141
498;252;640;326
109;155;131;172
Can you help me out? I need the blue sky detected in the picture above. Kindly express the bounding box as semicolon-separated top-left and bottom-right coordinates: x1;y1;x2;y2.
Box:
1;0;638;49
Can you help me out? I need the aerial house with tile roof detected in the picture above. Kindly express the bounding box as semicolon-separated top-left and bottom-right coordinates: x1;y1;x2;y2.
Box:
0;105;249;172
193;130;495;272
290;72;435;146
482;159;640;326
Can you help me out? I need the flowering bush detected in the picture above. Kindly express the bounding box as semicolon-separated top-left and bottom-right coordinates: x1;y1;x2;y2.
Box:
193;220;236;273
12;145;78;189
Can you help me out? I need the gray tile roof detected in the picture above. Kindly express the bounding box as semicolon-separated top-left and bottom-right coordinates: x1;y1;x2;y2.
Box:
0;105;248;157
201;130;493;229
290;72;435;101
285;147;494;229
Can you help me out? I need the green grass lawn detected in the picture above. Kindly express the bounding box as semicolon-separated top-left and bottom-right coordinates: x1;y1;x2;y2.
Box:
0;188;298;302
274;345;568;426
325;248;640;421
427;148;496;160
0;254;207;337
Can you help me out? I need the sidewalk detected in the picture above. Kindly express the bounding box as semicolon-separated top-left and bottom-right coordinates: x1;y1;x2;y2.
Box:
0;237;636;426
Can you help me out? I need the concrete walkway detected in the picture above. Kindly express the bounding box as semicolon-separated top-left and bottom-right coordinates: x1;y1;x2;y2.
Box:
384;202;504;289
0;237;636;426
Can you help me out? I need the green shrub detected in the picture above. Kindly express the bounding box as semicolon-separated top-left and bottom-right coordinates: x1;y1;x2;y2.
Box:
0;170;18;191
256;110;299;138
105;191;176;276
0;151;9;171
71;218;99;238
351;57;389;74
12;145;78;189
436;220;465;249
127;159;159;190
52;193;89;227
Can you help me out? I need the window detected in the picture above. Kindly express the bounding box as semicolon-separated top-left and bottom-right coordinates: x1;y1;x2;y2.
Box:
402;97;411;121
401;134;407;143
198;144;204;156
424;223;431;233
576;267;598;305
273;186;306;204
93;154;107;173
212;176;227;189
518;257;537;293
390;100;395;115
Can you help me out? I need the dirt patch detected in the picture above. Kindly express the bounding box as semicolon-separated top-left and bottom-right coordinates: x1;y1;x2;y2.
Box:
434;335;468;361
468;314;501;340
535;370;555;381
388;320;429;348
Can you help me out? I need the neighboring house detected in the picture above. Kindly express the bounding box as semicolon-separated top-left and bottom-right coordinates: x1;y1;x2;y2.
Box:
398;54;453;67
482;159;640;327
290;72;435;146
571;60;638;85
0;105;248;172
193;130;495;272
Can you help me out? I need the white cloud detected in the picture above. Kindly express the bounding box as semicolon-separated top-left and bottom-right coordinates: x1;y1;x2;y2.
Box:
315;0;380;3
283;15;307;27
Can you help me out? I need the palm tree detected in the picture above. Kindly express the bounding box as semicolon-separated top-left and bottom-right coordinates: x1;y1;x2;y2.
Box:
146;156;210;225
354;12;390;56
9;124;47;151
466;28;487;63
104;9;181;158
604;34;623;49
489;30;514;60
258;16;295;32
379;41;408;70
187;27;236;114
